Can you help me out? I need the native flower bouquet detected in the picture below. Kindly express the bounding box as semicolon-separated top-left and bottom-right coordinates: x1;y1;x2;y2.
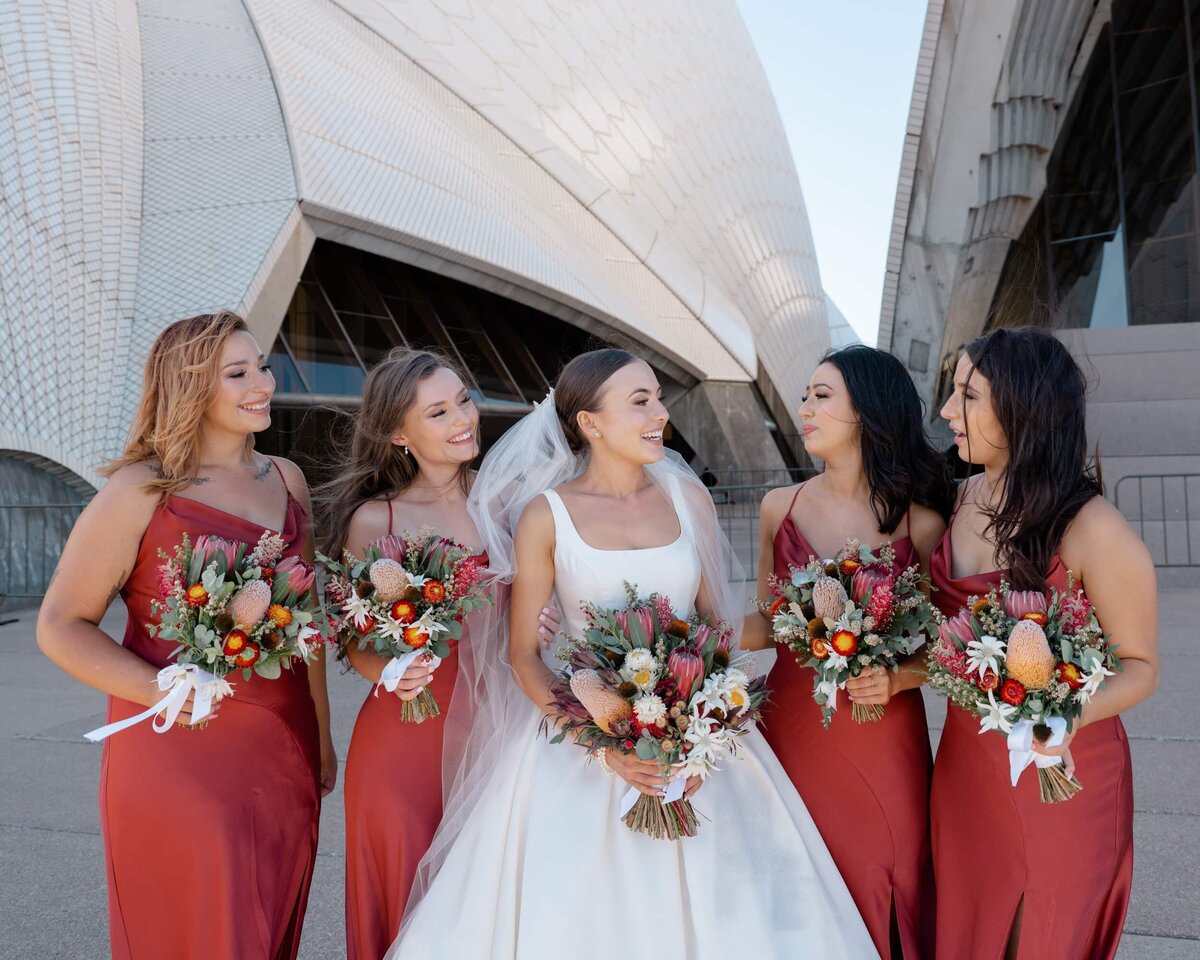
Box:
85;532;320;742
545;584;767;840
318;531;489;723
764;539;935;727
925;578;1120;803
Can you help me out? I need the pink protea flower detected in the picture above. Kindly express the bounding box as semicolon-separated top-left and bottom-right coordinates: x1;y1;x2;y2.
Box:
851;566;892;605
275;556;315;596
667;646;704;701
1004;590;1048;621
938;610;975;650
691;623;716;650
195;535;238;571
615;606;657;643
715;626;734;652
373;534;406;563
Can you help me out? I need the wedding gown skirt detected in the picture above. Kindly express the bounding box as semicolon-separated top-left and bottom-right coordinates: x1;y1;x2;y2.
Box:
389;486;877;959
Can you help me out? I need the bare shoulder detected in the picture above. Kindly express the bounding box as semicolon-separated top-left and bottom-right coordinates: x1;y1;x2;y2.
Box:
759;483;799;535
909;502;946;538
267;455;308;495
515;492;556;544
92;462;162;515
346;498;392;553
1065;495;1144;551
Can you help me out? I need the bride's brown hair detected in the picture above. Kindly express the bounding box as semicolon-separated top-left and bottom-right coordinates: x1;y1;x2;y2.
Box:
102;311;254;495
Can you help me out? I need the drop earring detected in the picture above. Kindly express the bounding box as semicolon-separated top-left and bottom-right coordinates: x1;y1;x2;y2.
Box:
403;445;410;457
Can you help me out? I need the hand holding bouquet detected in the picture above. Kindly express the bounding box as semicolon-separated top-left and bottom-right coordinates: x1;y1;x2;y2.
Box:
319;531;489;723
85;531;319;741
764;539;935;726
545;584;767;840
925;578;1120;802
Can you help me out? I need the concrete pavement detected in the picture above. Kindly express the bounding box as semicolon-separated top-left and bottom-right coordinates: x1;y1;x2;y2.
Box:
1;583;1196;958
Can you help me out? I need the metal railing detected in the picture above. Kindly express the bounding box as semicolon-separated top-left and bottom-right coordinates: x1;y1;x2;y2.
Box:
0;504;86;612
1113;474;1200;568
705;468;816;582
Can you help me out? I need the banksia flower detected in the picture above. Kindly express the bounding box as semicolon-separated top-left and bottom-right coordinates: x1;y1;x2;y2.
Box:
667;646;704;701
812;577;848;622
570;669;632;734
369;559;410;603
228;579;271;628
1006;619;1056;690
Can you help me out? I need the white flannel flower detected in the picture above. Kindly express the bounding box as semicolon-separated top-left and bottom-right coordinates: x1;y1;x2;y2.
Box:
966;635;1006;679
977;690;1018;734
632;694;667;726
1077;663;1115;702
343;594;376;632
684;715;729;762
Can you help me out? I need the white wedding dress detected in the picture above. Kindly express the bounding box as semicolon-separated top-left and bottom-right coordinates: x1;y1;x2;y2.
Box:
389;483;878;959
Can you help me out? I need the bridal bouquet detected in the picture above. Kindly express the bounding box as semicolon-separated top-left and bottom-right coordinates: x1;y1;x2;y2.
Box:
85;532;320;741
319;531;489;722
925;578;1120;803
546;584;767;840
764;539;934;727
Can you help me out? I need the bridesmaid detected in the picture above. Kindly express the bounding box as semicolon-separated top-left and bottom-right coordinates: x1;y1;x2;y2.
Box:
37;311;336;959
744;345;952;959
323;348;557;959
931;326;1157;959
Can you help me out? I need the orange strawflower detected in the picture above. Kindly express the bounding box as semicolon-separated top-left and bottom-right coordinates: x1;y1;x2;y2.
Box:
222;630;248;656
810;637;831;659
185;584;208;607
267;603;293;628
390;600;416;624
404;624;429;647
421;579;447;603
830;629;858;657
235;644;260;668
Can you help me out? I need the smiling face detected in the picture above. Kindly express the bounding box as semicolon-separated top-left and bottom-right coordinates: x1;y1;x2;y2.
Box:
202;330;275;437
577;359;669;465
393;365;480;469
797;361;859;459
940;353;1008;468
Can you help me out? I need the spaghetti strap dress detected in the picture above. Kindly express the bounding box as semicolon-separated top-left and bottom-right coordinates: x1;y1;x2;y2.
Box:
758;486;935;958
342;500;488;959
99;470;320;960
928;509;1133;960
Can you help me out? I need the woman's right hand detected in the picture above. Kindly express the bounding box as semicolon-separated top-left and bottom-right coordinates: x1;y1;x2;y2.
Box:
391;655;436;701
173;687;222;727
603;749;672;797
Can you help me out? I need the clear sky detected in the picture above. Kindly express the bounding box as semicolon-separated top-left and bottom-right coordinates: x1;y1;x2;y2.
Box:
736;0;929;345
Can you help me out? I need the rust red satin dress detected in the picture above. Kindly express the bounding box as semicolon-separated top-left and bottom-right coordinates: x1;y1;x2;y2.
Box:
929;523;1134;960
99;489;321;960
342;509;486;960
759;497;935;959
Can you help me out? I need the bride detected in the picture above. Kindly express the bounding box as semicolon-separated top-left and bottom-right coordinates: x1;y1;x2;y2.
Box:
388;350;877;958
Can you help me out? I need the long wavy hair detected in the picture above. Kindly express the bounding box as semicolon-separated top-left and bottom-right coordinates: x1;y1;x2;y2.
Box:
102;311;253;494
963;327;1102;590
316;348;473;558
822;344;954;532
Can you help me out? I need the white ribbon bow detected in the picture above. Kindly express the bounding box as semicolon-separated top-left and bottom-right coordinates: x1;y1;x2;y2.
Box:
376;651;441;698
1007;716;1067;786
84;663;232;742
618;772;686;820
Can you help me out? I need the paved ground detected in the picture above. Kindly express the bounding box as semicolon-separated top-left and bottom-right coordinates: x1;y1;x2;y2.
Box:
0;581;1195;959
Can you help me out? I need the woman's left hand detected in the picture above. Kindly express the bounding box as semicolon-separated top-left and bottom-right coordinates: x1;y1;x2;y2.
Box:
319;736;338;797
538;603;562;649
1032;726;1078;779
845;665;894;706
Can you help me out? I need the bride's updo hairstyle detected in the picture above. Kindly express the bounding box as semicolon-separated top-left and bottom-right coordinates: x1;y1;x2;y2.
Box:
554;348;639;452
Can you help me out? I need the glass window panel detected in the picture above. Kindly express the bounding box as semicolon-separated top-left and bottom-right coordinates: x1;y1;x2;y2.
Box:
336;312;404;369
266;333;309;393
279;282;366;395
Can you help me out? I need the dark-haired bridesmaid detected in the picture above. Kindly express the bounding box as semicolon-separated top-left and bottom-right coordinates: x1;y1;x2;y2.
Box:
931;327;1157;960
744;345;952;959
37;311;335;959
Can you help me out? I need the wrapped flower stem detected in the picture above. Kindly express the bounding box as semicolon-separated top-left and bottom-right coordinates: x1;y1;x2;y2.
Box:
622;794;698;840
1038;765;1083;804
851;702;886;724
399;687;441;724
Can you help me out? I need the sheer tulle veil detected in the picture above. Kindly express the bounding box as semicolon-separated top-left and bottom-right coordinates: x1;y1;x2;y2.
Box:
405;389;748;912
